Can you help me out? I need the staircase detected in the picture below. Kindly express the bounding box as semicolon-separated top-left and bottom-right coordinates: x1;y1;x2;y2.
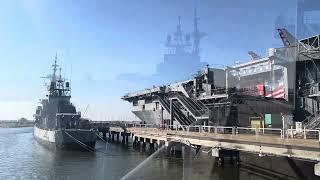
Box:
156;95;194;125
303;113;320;129
173;94;209;122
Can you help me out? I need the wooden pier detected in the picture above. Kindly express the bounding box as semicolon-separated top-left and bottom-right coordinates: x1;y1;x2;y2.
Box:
107;124;320;176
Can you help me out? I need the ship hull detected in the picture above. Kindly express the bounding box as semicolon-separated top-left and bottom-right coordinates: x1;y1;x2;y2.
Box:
33;126;97;151
132;110;162;124
131;97;293;127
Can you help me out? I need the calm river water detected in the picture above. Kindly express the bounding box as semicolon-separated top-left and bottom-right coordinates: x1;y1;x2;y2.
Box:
0;127;318;180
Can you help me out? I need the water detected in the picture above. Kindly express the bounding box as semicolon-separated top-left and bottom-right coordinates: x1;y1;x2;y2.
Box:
0;128;318;180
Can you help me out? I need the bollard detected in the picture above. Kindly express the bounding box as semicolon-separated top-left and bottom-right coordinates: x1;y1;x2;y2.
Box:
304;127;306;139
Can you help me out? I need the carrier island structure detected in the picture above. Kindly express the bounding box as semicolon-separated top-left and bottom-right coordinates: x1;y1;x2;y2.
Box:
122;21;320;131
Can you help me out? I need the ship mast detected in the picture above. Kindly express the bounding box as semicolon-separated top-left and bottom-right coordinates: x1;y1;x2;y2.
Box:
176;16;184;48
192;0;205;56
165;1;204;56
44;53;71;97
165;16;191;54
52;53;59;83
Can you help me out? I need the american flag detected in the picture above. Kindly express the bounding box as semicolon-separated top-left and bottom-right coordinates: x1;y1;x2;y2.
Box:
265;85;285;99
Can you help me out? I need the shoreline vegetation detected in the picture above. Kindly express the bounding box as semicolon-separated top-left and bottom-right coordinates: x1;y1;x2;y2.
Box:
0;118;34;128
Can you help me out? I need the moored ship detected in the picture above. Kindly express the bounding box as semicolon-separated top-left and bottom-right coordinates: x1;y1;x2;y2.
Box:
34;56;97;150
122;22;320;130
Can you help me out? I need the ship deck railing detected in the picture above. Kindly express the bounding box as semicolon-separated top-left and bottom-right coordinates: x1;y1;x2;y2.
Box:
128;124;320;142
122;78;195;99
56;112;81;116
123;86;163;99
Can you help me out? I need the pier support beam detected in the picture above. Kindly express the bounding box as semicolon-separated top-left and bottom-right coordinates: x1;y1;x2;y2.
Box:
183;145;191;158
183;145;193;179
315;162;320;176
165;141;173;156
144;138;149;151
174;143;183;157
158;140;163;148
121;132;125;144
121;132;128;145
139;137;146;151
153;141;158;151
126;134;129;144
161;140;165;147
164;142;183;157
102;132;106;140
142;141;146;151
212;148;240;166
111;132;114;142
133;136;139;148
149;142;155;152
149;139;155;151
116;133;119;142
165;141;169;147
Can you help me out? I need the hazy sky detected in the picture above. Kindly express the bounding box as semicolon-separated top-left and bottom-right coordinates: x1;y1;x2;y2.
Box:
0;0;300;120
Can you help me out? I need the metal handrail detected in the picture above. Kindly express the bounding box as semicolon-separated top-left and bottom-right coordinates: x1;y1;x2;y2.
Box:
131;124;320;142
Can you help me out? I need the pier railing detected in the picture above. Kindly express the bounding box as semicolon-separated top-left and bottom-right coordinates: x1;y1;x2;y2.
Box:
129;124;320;142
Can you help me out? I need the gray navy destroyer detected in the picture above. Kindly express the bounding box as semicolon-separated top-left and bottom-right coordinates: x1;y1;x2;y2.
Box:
34;57;97;150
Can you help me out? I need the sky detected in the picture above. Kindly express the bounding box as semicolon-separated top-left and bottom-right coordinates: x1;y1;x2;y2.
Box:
0;0;304;120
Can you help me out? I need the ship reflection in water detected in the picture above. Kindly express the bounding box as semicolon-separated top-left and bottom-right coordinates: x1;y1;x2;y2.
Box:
0;128;317;180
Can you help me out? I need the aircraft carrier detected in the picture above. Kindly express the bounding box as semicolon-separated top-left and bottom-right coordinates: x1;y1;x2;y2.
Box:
122;17;320;130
